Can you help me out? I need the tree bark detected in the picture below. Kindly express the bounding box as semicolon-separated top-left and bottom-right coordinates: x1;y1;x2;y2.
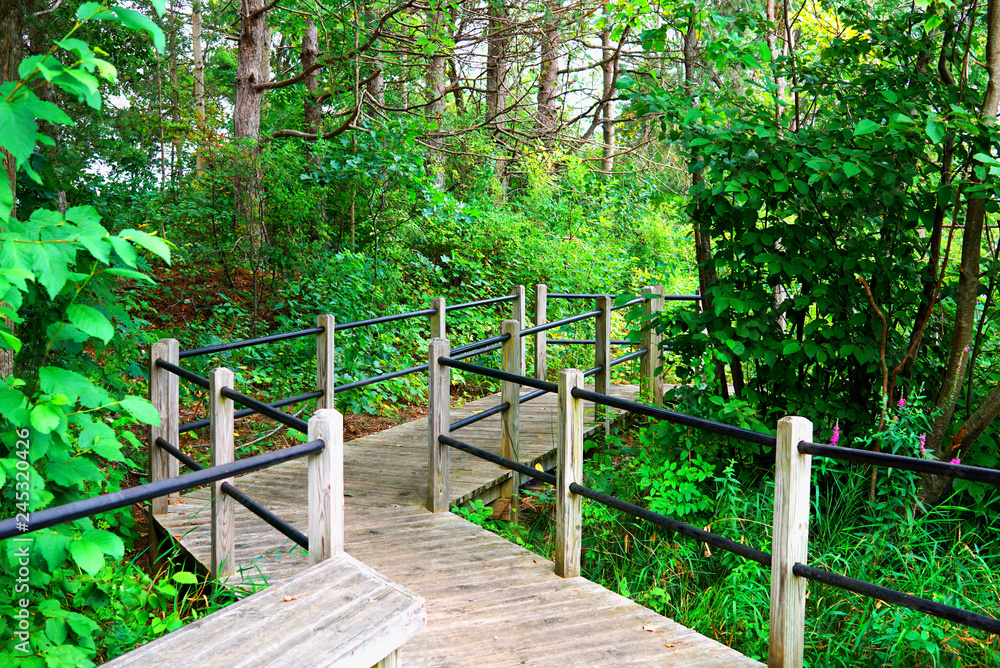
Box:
193;0;206;173
923;0;1000;499
235;0;268;141
0;0;21;380
425;7;446;190
302;20;321;137
536;3;559;143
600;4;615;171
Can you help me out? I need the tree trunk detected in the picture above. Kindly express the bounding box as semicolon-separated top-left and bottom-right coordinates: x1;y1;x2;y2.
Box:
425;9;446;190
0;0;21;380
600;4;615;171
235;0;268;141
193;0;206;173
486;4;509;197
536;3;559;143
302;20;321;137
922;0;1000;500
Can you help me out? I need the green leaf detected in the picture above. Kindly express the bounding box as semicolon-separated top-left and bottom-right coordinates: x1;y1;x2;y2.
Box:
30;402;62;433
150;0;166;16
0;97;37;164
76;2;107;20
853;119;880;136
69;538;105;575
105;267;154;282
34;530;70;570
172;571;198;584
66;304;114;344
120;395;161;426
926;117;944;143
110;6;166;53
0;387;25;413
782;341;801;355
82;528;124;560
843;162;862;178
40;366;107;407
119;229;170;263
45;617;68;645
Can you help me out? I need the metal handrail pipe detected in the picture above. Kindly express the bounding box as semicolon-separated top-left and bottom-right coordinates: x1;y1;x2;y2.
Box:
583;365;603;378
335;308;438;331
450;402;510;431
793;563;1000;635
0;439;325;540
179;327;326;360
155;439;309;548
335;364;429;394
446;295;517;312
610;348;649;367
439;435;556;485
219;386;309;432
665;295;702;301
452;333;512;356
180;390;325;434
452;343;503;362
547;339;636;345
569;482;771;567
798;442;1000;487
520;309;603;337
610;297;646;311
569;386;775;447
518;388;548;405
155;360;210;389
437;358;558;394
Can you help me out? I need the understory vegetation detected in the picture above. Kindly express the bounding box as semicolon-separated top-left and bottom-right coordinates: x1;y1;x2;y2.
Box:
2;0;1000;666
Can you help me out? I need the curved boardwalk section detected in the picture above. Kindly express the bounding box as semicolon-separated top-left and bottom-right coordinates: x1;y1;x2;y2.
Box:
155;385;761;666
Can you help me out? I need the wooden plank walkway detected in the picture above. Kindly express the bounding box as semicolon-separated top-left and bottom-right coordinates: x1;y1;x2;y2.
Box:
155;384;762;666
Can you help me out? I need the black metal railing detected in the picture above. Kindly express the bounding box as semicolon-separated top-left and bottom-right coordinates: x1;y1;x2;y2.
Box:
436;359;1000;638
0;440;324;541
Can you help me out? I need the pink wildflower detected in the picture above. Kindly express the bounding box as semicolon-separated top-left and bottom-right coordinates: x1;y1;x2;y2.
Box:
897;396;906;409
950;457;961;466
919;434;926;456
831;425;840;447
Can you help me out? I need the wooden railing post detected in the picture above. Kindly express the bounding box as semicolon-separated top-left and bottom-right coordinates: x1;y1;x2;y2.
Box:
534;283;547;382
316;314;336;410
769;416;813;668
555;368;584;578
210;367;235;582
641;285;665;405
500;319;521;522
308;407;344;564
149;338;179;515
594;295;612;431
427;338;451;512
512;285;526;376
431;297;446;339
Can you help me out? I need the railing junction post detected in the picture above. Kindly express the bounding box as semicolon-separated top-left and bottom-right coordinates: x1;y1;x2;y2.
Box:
555;368;584;578
512;285;526;376
149;338;179;515
500;319;521;522
210;367;236;582
534;283;547;382
769;415;813;668
427;338;451;512
308;407;344;564
431;297;446;339
316;314;336;410
595;295;612;431
641;285;665;405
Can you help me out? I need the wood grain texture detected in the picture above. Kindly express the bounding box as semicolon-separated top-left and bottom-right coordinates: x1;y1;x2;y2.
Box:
152;382;761;666
431;297;446;339
104;552;426;668
534;283;547;382
555;369;583;578
316;314;336;410
308;408;344;563
768;416;813;668
594;295;612;430
641;285;665;405
210;367;236;582
149;339;179;514
427;338;450;512
512;285;526;376
500;320;521;520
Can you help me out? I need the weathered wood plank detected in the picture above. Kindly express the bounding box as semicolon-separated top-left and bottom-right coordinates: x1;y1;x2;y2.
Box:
210;367;235;582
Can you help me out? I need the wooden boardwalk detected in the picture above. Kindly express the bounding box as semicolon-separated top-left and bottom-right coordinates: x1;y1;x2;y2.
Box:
155;385;762;666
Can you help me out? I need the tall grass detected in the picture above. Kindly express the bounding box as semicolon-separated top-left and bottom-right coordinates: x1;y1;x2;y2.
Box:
498;436;1000;667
